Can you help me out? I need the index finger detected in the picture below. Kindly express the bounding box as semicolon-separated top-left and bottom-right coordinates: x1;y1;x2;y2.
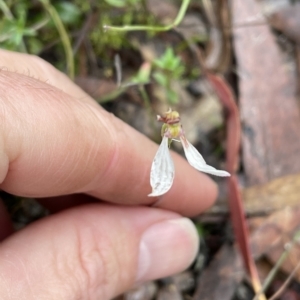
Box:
0;55;217;217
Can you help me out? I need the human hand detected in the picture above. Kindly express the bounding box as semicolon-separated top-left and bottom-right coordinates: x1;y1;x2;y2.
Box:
0;49;217;299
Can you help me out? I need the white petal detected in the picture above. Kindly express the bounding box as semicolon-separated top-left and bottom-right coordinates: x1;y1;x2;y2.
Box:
148;136;175;197
180;137;230;177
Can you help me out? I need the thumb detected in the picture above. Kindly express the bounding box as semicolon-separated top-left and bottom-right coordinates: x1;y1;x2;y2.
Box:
0;204;199;300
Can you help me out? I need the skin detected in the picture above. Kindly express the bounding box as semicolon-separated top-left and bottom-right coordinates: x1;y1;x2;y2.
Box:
0;49;218;300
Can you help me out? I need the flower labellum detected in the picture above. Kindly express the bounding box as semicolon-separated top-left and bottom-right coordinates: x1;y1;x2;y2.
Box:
148;109;230;197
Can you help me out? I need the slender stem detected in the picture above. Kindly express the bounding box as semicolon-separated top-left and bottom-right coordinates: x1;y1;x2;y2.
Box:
114;54;122;87
39;0;74;79
269;260;300;300
262;244;292;291
252;242;293;300
104;0;190;32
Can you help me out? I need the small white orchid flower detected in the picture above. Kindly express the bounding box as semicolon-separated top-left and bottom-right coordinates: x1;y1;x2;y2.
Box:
148;109;230;197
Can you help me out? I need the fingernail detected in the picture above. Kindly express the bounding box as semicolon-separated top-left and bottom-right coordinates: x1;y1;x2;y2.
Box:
136;218;199;282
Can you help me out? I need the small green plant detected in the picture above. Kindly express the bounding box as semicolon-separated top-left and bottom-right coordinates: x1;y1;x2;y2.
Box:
90;0;153;60
0;0;80;78
104;0;191;104
0;0;48;53
152;47;185;104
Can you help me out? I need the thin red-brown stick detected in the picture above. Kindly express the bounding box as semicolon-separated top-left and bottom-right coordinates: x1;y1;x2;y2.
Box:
207;73;264;298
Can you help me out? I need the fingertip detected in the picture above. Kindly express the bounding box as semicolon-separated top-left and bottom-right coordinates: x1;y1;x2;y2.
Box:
136;217;199;282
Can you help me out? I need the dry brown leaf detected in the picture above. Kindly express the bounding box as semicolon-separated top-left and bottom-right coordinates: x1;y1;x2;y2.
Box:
208;173;300;216
250;206;300;281
243;173;300;215
231;0;300;186
192;244;244;300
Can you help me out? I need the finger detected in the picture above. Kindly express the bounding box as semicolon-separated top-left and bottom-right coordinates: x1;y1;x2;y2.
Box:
0;60;217;217
0;204;199;299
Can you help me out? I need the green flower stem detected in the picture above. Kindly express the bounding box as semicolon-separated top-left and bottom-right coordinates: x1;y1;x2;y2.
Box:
104;0;190;32
39;0;74;79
